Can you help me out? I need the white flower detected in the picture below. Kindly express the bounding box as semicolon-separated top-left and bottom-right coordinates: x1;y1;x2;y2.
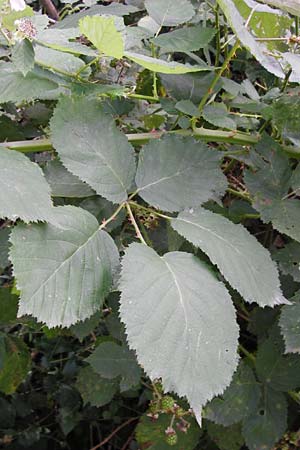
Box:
9;0;26;11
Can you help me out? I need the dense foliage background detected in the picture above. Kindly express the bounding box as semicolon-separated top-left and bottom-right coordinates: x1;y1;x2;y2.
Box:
1;0;300;449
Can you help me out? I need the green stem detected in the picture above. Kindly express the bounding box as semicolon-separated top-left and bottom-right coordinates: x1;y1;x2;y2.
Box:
215;4;221;67
75;56;99;78
239;344;255;363
191;127;259;145
241;213;260;219
127;93;159;102
198;40;240;113
125;202;147;245
0;26;12;45
226;187;251;202
151;43;159;99
1;139;53;153
258;119;271;134
280;68;292;93
0;128;260;154
288;390;300;405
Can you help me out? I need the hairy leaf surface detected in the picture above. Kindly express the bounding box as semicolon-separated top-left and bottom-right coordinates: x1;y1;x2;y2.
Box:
125;51;209;74
44;160;95;198
0;62;61;103
119;243;239;419
242;387;287;450
11;39;34;76
256;333;300;390
76;365;118;407
280;291;300;354
50;96;136;204
10;206;119;328
145;0;195;26
205;361;260;426
152;26;216;52
135;136;227;212
87;341;141;391
0;147;53;222
244;136;300;242
172;208;285;307
79;16;124;59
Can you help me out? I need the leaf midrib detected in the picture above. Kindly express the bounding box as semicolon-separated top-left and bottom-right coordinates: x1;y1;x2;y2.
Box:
21;225;102;303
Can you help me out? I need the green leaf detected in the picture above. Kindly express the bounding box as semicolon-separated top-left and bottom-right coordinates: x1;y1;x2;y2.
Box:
135;135;227;212
175;100;201;118
145;0;195;26
206;422;244;450
263;90;300;145
11;39;35;76
258;0;300;17
205;361;261;426
2;6;34;30
87;341;141;391
10;206;120;328
125;51;210;74
0;228;10;268
0;62;61;103
75;365;118;407
70;312;101;342
56;3;138;29
217;0;288;80
203;103;237;130
50;96;136;204
280;291;300;354
152;26;216;52
242;387;287;450
136;413;201;450
244;136;300;242
44;160;95;198
0;288;18;325
273;242;300;282
0;147;53;222
171;208;285;307
161;72;222;104
119;244;239;420
36;28;97;57
0;334;31;395
79;16;124;59
35;45;89;76
0;397;16;428
256;332;300;390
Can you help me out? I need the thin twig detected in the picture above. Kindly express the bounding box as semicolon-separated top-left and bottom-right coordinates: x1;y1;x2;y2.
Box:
89;417;138;450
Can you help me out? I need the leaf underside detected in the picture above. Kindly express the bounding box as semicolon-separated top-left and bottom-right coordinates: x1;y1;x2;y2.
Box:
10;206;120;328
119;243;239;419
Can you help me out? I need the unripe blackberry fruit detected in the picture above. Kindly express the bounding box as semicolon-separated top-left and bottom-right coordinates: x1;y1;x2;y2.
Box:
165;433;178;446
161;396;175;411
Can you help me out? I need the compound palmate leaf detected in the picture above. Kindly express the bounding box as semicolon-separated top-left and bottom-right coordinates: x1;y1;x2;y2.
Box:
119;243;239;421
50;95;136;204
171;208;286;307
135;135;227;212
10;206;119;328
0;147;53;222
